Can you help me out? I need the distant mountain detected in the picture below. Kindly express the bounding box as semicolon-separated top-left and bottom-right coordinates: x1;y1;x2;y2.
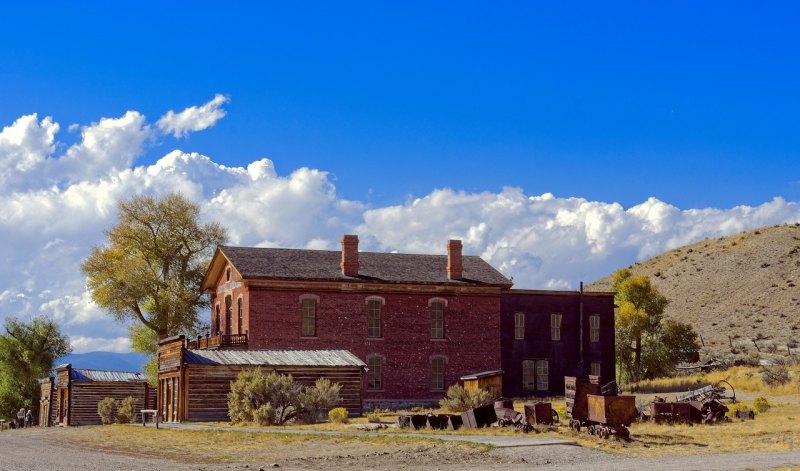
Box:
588;223;800;358
56;351;149;372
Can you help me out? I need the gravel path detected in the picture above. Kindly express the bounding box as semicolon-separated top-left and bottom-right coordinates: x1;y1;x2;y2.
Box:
1;427;798;471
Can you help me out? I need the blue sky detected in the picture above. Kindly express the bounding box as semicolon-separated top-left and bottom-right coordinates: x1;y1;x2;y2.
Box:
3;2;798;208
1;2;799;352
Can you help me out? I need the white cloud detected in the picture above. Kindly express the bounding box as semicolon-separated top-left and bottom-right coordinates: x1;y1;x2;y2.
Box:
1;105;799;354
157;94;230;138
69;336;132;354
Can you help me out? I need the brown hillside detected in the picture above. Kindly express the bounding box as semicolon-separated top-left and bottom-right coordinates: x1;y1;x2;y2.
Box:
587;223;800;358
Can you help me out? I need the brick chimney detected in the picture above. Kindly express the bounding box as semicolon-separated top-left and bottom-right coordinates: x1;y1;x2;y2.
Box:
341;235;359;276
447;239;463;279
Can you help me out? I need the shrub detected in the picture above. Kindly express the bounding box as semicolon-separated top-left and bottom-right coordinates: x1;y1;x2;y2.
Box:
253;403;276;426
297;377;342;424
328;407;349;424
228;369;343;425
367;412;382;423
439;385;492;413
227;369;301;425
97;397;117;424
726;402;752;419
761;364;791;387
116;396;137;424
753;396;771;413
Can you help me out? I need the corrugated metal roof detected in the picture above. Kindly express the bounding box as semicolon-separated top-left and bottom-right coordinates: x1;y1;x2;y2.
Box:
460;370;504;381
71;368;146;382
184;349;366;367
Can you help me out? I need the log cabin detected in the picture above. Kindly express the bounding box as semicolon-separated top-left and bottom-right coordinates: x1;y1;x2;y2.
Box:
180;234;615;413
157;335;366;422
39;364;155;426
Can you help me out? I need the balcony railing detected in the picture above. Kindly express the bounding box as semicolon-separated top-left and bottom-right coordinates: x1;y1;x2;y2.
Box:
186;332;248;350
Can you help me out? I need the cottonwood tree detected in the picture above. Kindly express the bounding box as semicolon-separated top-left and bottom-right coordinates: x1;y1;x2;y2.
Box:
613;269;699;382
0;317;71;417
82;193;226;379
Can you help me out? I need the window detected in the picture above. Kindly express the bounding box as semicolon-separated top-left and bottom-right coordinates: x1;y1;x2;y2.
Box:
514;312;525;340
367;298;382;338
224;296;232;336
226;267;231;282
589;314;600;342
430;299;445;339
301;298;317;337
431;356;446;390
591;362;601;377
522;360;536;390
367;355;383;390
536;360;549;391
215;304;220;334
522;359;549;392
237;297;243;335
550;313;562;341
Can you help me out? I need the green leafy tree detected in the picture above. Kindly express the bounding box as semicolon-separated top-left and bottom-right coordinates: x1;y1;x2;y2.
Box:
0;316;71;418
81;193;226;377
613;269;699;382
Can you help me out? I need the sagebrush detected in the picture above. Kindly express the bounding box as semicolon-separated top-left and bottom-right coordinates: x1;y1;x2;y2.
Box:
117;396;137;424
97;397;117;424
439;385;492;412
227;369;341;425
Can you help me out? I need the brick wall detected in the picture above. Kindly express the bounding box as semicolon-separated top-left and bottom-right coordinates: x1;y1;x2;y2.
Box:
500;291;615;397
245;287;502;405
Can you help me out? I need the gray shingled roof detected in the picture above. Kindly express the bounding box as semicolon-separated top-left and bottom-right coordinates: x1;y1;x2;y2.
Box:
219;246;512;286
71;368;146;382
184;349;366;367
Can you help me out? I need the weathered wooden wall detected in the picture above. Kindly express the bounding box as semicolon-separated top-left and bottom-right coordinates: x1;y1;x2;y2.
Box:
185;365;363;422
464;374;503;400
68;382;154;426
38;379;56;427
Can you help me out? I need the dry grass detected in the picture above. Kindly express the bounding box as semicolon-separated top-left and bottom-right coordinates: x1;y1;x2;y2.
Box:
628;365;800;397
578;401;800;458
49;423;490;464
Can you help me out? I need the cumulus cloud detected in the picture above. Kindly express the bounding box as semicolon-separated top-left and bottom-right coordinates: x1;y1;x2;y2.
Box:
69;336;132;354
157;94;230;138
1;104;799;353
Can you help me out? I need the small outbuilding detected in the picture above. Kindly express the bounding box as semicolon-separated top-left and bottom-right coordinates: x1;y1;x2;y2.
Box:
158;336;366;422
460;370;504;400
39;364;155;426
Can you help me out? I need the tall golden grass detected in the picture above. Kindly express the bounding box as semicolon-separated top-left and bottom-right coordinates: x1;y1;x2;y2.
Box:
627;365;800;396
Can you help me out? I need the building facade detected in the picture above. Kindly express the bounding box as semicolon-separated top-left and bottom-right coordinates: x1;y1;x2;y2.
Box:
500;289;615;398
186;234;615;413
40;364;155;426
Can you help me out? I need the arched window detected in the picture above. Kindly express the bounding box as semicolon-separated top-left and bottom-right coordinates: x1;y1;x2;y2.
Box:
366;296;384;338
226;267;231;282
215;304;221;334
430;356;446;390
237;297;243;335
224;296;232;336
429;298;446;339
366;355;383;390
299;294;319;337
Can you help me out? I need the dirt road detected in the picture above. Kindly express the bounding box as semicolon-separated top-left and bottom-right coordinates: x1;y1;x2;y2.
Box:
1;427;798;471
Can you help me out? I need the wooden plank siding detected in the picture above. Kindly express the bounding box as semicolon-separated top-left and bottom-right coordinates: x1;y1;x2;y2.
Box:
184;365;364;422
68;381;154;426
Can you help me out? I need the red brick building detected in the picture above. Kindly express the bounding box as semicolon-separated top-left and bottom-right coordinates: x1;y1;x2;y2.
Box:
196;235;615;410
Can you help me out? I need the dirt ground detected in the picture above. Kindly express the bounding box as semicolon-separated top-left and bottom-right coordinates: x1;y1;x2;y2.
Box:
2;426;799;471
